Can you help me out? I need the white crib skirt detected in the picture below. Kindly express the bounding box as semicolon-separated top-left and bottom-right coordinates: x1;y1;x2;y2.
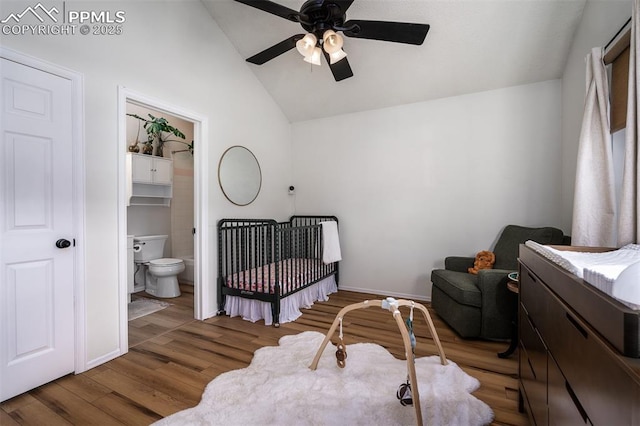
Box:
224;275;337;325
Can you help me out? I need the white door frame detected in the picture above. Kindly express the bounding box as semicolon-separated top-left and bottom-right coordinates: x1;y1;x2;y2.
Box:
0;47;87;373
117;87;210;350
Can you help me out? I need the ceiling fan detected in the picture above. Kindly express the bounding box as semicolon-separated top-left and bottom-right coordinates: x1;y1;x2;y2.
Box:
234;0;430;81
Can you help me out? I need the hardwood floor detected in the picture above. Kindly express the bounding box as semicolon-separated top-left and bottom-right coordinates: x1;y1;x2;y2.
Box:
1;286;529;425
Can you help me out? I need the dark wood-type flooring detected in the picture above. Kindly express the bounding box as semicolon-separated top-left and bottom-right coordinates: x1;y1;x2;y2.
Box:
1;284;529;425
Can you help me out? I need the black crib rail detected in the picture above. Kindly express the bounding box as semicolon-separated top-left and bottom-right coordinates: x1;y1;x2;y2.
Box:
217;216;339;326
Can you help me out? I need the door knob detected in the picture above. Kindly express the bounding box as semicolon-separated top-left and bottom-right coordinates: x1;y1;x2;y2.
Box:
55;239;71;249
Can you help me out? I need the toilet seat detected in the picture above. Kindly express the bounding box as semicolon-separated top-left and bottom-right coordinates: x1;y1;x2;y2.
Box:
150;258;183;267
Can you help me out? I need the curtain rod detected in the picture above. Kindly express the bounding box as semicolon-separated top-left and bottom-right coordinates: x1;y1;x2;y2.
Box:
605;17;632;50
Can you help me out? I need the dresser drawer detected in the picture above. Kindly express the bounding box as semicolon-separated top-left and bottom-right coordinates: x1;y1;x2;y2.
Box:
519;264;550;336
548;353;589;426
519;307;547;426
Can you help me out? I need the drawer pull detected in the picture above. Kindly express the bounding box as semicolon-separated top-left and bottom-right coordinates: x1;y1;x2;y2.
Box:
565;380;588;423
527;357;536;380
527;271;537;282
566;313;588;339
526;312;536;330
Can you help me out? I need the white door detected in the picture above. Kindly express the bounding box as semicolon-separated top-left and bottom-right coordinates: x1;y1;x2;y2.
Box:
0;58;75;402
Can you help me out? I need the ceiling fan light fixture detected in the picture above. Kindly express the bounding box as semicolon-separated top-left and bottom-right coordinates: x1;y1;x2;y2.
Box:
322;30;343;54
303;46;322;66
235;0;430;82
295;33;317;57
328;48;347;64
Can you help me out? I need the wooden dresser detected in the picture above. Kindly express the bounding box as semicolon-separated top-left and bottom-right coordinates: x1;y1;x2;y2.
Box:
518;245;640;425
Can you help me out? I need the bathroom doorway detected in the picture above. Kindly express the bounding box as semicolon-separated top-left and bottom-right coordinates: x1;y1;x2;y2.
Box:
126;103;195;346
117;87;210;353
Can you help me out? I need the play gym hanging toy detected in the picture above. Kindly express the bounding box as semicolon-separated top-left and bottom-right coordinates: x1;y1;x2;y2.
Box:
397;301;417;406
336;317;347;368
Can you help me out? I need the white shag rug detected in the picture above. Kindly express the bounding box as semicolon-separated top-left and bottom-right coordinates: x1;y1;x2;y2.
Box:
154;331;494;426
128;297;171;321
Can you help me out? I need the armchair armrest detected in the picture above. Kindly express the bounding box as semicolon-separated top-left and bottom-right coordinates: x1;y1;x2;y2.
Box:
476;269;511;293
445;256;475;273
476;268;514;338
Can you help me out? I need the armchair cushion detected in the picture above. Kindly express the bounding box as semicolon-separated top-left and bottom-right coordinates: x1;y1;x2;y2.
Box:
493;225;564;270
431;269;481;308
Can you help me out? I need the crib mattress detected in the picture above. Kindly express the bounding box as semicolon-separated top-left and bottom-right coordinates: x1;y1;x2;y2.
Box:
226;258;326;294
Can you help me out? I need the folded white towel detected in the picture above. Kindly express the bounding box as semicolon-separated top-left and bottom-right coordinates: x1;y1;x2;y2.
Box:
321;221;342;264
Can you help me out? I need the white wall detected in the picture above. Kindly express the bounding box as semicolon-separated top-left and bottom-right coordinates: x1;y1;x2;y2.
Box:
292;80;563;300
1;1;292;366
560;0;633;232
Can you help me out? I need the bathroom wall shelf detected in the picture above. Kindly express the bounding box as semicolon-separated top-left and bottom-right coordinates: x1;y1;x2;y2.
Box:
126;153;173;206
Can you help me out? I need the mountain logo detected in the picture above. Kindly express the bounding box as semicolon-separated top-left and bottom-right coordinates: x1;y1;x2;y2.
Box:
1;3;59;24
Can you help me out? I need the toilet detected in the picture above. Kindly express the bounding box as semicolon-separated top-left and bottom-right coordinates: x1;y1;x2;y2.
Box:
133;235;184;298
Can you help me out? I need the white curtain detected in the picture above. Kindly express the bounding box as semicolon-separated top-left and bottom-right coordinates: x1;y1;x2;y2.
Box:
618;0;640;246
572;47;616;246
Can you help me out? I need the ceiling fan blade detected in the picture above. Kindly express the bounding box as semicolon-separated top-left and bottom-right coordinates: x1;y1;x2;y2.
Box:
343;20;430;45
323;50;354;82
234;0;303;23
247;34;305;65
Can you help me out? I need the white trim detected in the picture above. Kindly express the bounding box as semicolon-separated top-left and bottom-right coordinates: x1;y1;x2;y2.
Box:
85;348;121;371
193;118;212;319
116;89;129;354
0;47;88;373
117;87;211;354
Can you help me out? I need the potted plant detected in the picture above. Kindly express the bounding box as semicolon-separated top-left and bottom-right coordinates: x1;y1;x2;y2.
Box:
127;113;191;156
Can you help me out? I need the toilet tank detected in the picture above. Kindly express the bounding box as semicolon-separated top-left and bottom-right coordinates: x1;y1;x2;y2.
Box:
133;235;168;262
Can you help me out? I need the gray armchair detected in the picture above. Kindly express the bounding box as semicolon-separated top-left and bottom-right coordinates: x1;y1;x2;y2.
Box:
430;225;565;340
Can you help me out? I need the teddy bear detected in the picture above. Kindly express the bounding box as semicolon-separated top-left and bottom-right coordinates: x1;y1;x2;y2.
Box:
468;250;496;275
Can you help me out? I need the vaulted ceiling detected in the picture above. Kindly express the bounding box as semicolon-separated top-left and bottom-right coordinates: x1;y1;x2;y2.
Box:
203;0;586;122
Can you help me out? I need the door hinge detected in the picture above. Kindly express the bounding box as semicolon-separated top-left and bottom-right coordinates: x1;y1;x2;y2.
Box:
192;228;196;235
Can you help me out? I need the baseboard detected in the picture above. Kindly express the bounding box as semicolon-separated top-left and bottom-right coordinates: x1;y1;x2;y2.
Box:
337;285;431;303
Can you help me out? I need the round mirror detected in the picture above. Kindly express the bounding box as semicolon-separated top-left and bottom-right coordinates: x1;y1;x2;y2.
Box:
218;146;262;206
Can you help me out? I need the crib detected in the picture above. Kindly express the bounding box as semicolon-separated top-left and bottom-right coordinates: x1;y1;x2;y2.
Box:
217;216;340;326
